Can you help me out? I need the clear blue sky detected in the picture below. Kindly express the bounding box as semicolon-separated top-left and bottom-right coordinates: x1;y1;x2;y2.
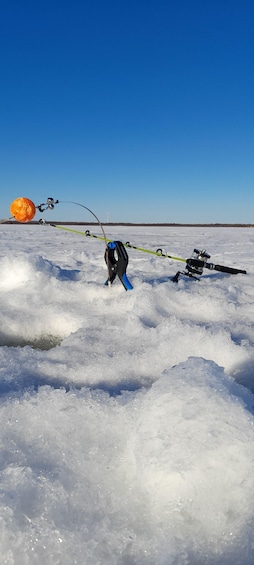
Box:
1;0;253;223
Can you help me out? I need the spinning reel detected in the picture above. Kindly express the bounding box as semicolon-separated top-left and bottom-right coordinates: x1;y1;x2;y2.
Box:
172;249;211;282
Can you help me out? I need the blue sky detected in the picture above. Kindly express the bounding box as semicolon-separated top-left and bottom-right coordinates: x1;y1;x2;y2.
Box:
1;0;253;223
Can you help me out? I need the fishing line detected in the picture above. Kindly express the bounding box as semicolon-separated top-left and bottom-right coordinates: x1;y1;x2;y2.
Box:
58;200;108;245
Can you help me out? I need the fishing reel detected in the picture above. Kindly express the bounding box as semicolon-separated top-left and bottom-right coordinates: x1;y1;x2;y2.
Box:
37;197;59;213
172;249;211;282
185;249;211;277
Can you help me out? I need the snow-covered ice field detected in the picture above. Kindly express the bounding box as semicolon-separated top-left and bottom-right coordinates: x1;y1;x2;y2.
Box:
0;222;254;565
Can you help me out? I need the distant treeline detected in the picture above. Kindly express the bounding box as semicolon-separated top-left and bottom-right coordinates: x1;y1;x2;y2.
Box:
5;221;254;227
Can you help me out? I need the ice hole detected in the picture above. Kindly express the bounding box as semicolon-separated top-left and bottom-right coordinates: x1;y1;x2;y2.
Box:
0;334;62;350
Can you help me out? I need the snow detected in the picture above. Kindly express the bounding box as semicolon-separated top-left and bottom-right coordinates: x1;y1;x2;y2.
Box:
0;222;254;565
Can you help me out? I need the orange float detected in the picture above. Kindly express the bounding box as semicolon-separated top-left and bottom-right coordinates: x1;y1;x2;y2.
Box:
10;197;36;223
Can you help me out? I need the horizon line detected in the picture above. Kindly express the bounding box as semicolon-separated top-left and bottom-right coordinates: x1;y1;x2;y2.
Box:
5;221;254;228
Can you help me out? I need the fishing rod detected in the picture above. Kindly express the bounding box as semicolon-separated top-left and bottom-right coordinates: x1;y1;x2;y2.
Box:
36;198;247;287
6;196;247;289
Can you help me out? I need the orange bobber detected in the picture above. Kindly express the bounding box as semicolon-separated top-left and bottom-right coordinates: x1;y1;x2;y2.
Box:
10;197;36;223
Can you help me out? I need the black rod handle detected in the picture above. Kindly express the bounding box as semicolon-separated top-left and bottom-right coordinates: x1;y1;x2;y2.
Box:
205;262;247;275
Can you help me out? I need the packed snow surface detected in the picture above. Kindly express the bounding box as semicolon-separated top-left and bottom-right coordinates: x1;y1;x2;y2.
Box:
0;223;254;564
